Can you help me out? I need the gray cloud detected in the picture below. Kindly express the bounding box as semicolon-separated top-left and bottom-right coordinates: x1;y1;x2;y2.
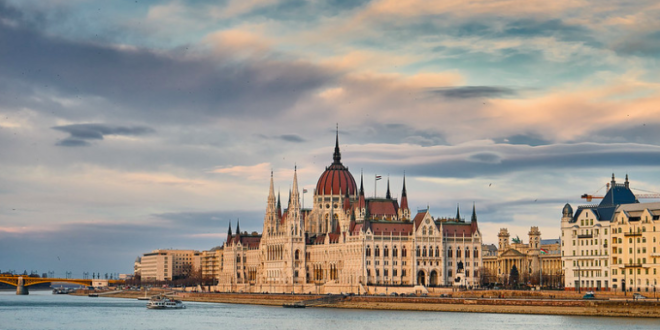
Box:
494;134;551;146
431;86;517;99
278;134;306;143
56;138;90;147
52;123;155;146
0;3;335;124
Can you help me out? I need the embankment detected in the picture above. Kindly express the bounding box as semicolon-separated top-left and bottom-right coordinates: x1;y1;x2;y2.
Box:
77;290;660;318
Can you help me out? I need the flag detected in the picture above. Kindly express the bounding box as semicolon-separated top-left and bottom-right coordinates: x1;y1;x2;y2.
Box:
540;249;548;254
375;175;382;180
303;189;308;193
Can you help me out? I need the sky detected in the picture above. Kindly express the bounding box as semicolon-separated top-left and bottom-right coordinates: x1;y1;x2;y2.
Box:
1;0;660;277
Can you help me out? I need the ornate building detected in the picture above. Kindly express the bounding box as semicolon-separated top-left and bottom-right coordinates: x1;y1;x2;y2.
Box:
482;227;562;288
216;132;482;294
561;174;638;291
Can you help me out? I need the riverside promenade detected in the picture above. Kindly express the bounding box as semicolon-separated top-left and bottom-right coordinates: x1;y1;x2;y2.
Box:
76;289;660;318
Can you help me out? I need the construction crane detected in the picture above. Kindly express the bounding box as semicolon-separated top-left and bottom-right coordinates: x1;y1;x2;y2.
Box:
581;193;660;202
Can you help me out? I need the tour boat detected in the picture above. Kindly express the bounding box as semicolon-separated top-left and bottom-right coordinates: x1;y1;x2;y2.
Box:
146;296;186;309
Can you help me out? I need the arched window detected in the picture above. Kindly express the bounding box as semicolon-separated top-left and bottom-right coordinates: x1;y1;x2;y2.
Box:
422;246;427;257
393;246;398;257
422;227;427;235
435;247;440;257
448;248;453;258
416;246;421;257
402;246;407;257
465;248;470;259
295;250;300;260
473;248;479;258
429;227;433;235
366;246;371;257
457;249;462;258
375;246;380;257
384;246;389;257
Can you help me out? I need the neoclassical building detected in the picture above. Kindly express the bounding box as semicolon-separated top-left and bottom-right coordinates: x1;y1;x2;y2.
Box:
482;227;562;287
216;132;482;294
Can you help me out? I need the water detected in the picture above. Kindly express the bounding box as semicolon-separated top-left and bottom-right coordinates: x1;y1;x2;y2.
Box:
0;290;658;330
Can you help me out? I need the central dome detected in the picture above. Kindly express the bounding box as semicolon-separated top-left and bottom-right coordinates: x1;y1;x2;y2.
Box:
315;131;357;196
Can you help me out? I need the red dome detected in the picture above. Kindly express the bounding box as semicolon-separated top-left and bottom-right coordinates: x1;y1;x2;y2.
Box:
316;164;357;196
315;129;357;196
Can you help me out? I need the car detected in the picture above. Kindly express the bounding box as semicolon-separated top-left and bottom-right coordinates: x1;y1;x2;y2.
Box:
582;292;595;300
633;293;647;300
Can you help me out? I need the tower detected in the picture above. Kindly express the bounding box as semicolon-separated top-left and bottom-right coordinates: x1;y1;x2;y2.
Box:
498;228;510;252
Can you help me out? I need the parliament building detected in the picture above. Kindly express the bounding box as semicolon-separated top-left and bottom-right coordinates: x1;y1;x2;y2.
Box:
215;132;483;294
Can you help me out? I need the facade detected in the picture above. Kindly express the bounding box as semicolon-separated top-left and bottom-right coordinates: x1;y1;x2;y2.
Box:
200;247;223;281
216;132;482;294
482;227;562;287
139;249;201;281
561;174;638;291
610;202;660;293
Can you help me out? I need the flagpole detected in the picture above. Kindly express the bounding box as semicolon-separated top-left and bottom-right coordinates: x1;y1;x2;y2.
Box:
374;174;377;198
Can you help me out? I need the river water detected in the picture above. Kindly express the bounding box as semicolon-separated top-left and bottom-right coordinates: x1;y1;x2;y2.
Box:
1;290;658;330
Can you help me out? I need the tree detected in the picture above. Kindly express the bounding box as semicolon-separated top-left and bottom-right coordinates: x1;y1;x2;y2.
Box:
509;265;519;288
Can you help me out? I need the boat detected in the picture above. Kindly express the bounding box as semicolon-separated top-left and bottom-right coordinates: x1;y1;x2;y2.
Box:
146;295;186;309
88;293;99;297
283;301;306;308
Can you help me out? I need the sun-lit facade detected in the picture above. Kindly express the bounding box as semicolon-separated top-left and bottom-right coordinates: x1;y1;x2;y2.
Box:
216;133;482;294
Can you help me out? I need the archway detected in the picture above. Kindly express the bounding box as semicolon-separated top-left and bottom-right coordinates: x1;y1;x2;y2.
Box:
429;270;438;287
417;270;426;286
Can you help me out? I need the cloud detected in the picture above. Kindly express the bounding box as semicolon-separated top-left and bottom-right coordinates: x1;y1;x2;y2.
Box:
0;6;336;124
211;162;272;180
52;123;155;146
431;86;518;99
279;134;306;143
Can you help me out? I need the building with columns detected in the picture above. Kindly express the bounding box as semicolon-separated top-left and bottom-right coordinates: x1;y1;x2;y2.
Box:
215;131;483;294
482;227;562;287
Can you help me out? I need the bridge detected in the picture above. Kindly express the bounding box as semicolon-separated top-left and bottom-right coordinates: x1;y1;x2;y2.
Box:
0;275;125;295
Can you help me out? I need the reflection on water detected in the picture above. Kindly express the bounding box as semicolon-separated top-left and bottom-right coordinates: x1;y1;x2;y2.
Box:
0;290;658;330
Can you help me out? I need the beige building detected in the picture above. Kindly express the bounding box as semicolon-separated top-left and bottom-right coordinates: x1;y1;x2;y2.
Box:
200;247;223;281
610;202;660;293
482;227;562;288
139;249;201;281
561;174;638;291
216;133;482;294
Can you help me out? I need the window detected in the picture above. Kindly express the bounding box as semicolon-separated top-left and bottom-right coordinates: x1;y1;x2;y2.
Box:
375;246;380;257
393;246;398;257
384;246;389;257
457;249;462;258
402;247;407;257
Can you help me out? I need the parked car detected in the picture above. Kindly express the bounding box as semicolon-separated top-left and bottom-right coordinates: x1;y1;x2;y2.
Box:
633;293;647;300
582;291;595;300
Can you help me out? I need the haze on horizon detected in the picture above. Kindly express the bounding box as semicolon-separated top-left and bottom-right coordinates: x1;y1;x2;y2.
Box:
1;0;660;276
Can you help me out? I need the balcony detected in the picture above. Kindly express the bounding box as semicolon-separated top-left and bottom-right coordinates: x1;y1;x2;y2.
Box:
577;234;593;239
624;263;642;268
624;232;642;237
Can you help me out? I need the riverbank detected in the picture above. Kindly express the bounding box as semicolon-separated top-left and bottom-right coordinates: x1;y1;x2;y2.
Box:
75;290;660;318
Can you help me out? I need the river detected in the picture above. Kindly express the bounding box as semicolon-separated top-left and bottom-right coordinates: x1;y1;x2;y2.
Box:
1;290;658;330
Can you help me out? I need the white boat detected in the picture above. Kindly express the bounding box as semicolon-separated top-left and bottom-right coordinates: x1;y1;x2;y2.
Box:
146;295;186;309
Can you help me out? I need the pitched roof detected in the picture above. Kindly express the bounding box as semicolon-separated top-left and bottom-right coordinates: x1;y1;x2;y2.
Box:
369;222;413;235
442;222;476;236
367;199;399;217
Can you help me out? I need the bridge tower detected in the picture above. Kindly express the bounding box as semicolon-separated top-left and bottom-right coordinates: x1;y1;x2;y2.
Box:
16;276;29;295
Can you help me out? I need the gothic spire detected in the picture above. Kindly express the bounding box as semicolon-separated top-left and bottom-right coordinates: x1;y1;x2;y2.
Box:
385;176;391;199
471;202;477;222
455;204;461;222
359;170;364;196
236;219;240;236
400;174;408;210
332;124;342;165
227;221;232;238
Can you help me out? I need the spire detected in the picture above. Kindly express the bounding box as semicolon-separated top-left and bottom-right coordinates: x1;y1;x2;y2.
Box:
385;176;391;199
455;204;461;222
471;202;477;222
332;124;342;165
268;170;275;200
625;173;630;189
236;219;240;236
292;165;299;195
227;221;232;238
359;170;364;196
400;174;408;210
277;190;282;217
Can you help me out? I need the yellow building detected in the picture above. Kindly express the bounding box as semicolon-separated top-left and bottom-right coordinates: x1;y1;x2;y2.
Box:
610;202;660;293
139;249;201;281
482;227;562;288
